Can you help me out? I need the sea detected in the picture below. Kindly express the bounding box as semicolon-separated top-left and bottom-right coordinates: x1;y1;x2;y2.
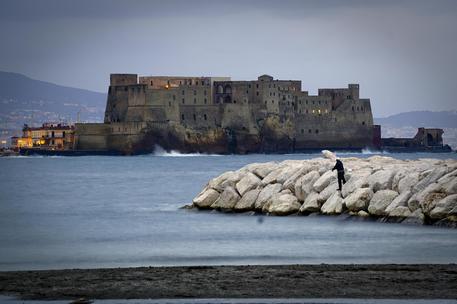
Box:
1;151;457;271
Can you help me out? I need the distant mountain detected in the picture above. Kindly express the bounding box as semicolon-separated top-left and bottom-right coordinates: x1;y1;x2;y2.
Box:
0;71;106;107
374;111;457;128
0;71;106;128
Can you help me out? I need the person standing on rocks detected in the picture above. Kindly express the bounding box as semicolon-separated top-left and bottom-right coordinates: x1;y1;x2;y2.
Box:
332;159;346;193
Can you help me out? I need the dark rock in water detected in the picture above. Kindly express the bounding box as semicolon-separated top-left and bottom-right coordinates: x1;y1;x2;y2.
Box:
70;298;93;304
179;204;194;209
433;216;457;228
380;216;405;224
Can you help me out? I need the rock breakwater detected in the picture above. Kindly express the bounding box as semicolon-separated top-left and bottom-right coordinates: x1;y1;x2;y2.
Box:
190;151;457;227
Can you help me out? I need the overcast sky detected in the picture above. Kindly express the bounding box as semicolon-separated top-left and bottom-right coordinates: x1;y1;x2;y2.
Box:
0;0;456;117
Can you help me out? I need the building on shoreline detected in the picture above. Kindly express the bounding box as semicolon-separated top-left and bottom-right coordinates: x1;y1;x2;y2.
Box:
11;123;75;151
74;74;375;154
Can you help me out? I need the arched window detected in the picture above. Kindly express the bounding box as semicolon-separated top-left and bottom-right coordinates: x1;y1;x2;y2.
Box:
204;114;207;121
217;85;224;94
224;85;232;94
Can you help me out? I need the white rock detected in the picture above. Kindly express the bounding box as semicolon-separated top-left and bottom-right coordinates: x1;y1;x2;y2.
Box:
267;193;301;215
283;165;310;191
262;167;288;185
385;190;412;214
429;194;457;220
388;206;412;218
192;188;220;208
344;188;374;212
244;162;277;178
322;150;336;160
254;183;282;209
295;170;320;201
397;172;420;193
413;167;448;193
368;170;395;192
234;189;260;211
236;172;261;196
341;172;371;198
358;210;370;217
408;183;444;212
211;186;241;210
318;182;339;202
368;190;399;216
321;192;344;215
313;170;336;192
299;192;320;213
276;166;303;185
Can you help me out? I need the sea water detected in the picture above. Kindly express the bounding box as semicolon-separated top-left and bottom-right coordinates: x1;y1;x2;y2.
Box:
0;152;457;271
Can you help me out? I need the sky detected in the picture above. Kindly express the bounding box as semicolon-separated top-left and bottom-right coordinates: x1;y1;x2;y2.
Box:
0;0;456;117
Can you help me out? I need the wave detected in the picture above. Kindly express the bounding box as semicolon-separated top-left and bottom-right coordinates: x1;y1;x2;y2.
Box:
151;145;222;157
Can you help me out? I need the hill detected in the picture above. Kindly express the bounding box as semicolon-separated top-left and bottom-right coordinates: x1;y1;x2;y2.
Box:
374;111;457;128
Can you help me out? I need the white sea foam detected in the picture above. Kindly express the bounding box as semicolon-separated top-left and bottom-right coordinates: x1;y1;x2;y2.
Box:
152;145;222;157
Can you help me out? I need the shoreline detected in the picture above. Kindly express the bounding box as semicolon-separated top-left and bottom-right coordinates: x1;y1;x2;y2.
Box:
1;264;457;300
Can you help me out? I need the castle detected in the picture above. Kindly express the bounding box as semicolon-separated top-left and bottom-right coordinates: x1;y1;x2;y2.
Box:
74;74;375;154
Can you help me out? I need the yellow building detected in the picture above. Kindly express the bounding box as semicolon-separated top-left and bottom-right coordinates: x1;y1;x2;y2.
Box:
11;123;75;150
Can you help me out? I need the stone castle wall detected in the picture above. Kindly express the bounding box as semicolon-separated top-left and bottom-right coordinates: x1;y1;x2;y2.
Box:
74;74;375;154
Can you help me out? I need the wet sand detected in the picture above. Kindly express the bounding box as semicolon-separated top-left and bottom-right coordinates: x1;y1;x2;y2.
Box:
1;264;456;300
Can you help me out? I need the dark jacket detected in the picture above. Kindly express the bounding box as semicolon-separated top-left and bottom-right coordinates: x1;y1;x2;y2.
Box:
332;160;345;174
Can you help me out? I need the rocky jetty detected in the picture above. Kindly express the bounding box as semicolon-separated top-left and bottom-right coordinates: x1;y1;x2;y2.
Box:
190;151;457;227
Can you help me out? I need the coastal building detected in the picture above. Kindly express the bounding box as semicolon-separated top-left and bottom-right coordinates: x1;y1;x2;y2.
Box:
11;123;75;150
74;74;374;154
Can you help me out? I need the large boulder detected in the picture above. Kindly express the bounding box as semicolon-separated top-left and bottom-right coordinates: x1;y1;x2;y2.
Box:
429;194;457;220
318;182;339;202
236;172;261;196
368;190;399;216
385;190;412;214
234;189;260;212
244;162;278;178
262;166;288;185
211;186;241;210
208;171;244;192
295;170;320;201
299;192;320;213
408;183;445;212
321;192;344;214
368;170;395;192
344;188;374;212
413;167;448;193
254;183;282;210
283;165;310;191
341;172;371;198
267;193;301;215
388;206;412;218
193;188;220;208
313;171;336;192
397;172;420;193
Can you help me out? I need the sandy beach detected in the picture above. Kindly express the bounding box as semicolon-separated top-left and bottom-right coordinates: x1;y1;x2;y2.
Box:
1;264;456;300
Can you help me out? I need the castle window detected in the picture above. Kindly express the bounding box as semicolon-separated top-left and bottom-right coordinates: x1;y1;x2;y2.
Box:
352;106;354;111
362;121;365;125
193;114;196;121
299;110;301;114
269;84;271;88
270;92;272;96
182;90;185;95
204;98;207;104
182;98;185;104
306;100;308;104
256;91;259;96
196;81;199;85
172;95;176;100
179;81;182;85
124;87;128;91
301;129;304;134
273;92;275;96
312;101;315;105
306;109;308;113
194;98;197;104
272;100;274;104
248;84;251;88
299;100;301;104
217;85;223;94
193;90;196;95
169;102;171;106
357;107;359;111
265;101;267;105
204;90;207;96
234;100;237;104
204;114;207;120
315;129;319;134
256;84;259;88
309;129;312;133
347;95;350;99
151;81;153;86
181;114;185;120
246;90;249;94
318;101;321;105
